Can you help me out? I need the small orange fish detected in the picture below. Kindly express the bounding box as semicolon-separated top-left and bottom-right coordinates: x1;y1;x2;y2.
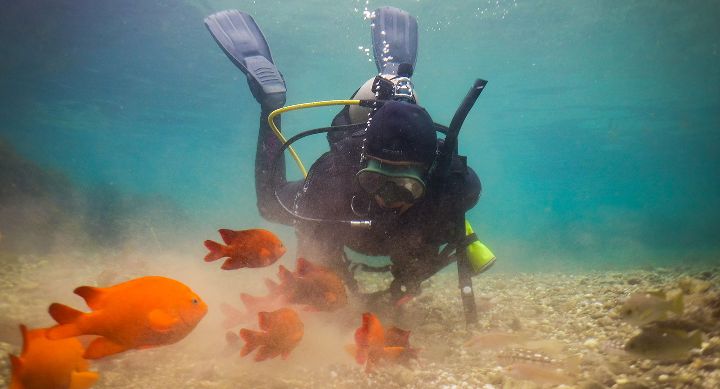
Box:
239;307;304;361
46;276;208;359
274;258;347;311
221;280;287;328
351;312;415;372
204;228;286;270
9;324;99;389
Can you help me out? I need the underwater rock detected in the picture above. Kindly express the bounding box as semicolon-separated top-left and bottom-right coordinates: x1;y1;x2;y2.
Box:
614;380;650;389
679;276;713;294
578;380;609;389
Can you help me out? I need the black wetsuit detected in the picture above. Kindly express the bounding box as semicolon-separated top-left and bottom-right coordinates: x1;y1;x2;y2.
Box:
254;105;481;299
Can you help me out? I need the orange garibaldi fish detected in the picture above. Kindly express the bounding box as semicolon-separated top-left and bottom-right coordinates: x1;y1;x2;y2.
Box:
45;276;208;359
9;324;99;389
239;307;304;361
272;258;348;311
204;228;286;270
351;312;418;372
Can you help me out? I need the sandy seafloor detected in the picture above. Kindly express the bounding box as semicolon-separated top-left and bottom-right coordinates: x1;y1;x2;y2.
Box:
1;251;719;389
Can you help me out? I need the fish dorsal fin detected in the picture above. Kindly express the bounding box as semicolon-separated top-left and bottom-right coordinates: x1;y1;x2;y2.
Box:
296;258;315;276
74;286;106;310
278;265;295;283
219;229;250;244
69;371;100;389
18;324;29;354
264;278;280;294
148;309;179;332
240;293;259;311
48;303;84;326
358;313;385;347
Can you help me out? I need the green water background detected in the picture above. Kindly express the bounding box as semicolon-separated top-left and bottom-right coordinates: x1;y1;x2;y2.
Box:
1;0;718;270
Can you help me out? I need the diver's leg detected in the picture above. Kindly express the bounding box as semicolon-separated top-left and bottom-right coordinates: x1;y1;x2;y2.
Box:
205;10;286;109
205;10;296;224
371;7;418;76
255;109;301;225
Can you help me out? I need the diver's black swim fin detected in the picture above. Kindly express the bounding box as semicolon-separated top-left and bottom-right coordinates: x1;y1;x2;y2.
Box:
371;7;418;76
204;10;286;109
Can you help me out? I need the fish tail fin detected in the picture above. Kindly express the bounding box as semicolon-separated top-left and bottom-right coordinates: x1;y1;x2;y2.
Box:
668;289;684;315
239;328;265;357
204;240;227;262
344;343;359;360
46;303;84;339
278;265;295;284
689;330;703;348
220;302;247;328
74;286;105;310
225;330;240;346
264;278;281;294
240;292;266;312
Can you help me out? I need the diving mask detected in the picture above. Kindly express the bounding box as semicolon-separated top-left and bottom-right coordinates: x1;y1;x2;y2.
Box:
356;159;426;203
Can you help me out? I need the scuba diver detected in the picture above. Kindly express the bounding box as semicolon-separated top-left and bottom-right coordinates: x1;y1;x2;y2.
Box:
205;7;495;314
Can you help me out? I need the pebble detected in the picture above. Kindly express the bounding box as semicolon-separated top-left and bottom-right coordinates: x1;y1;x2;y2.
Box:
584;338;599;348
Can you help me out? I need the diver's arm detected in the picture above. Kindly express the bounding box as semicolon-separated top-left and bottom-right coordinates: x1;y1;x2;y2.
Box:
389;247;450;301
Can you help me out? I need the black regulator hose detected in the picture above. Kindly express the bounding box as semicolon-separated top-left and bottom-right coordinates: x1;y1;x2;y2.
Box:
270;123;373;229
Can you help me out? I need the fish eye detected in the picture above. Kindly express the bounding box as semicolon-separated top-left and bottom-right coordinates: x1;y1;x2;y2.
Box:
192;298;199;304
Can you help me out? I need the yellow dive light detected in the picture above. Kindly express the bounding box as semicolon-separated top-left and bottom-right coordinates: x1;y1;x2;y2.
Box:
465;220;496;274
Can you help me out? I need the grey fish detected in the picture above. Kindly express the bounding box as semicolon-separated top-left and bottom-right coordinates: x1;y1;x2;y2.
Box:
624;328;702;361
618;290;683;326
497;348;579;386
641;318;705;332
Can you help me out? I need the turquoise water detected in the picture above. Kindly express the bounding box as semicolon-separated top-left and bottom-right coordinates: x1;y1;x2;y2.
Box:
1;0;718;269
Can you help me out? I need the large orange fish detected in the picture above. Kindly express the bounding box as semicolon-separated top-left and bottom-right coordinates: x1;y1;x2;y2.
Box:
351;312;416;372
239;307;304;361
274;258;347;311
204;228;286;270
9;324;99;389
45;276;208;359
